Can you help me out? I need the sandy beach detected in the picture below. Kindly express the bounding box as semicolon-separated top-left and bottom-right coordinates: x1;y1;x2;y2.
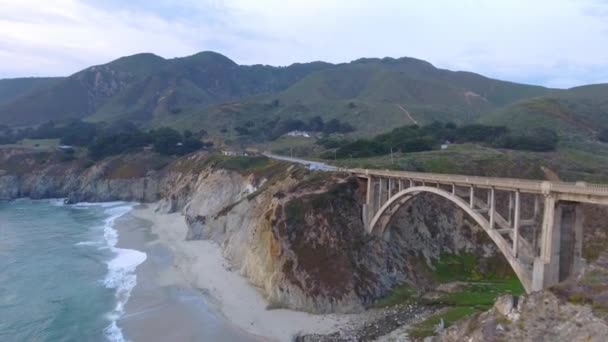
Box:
121;204;355;342
115;208;257;341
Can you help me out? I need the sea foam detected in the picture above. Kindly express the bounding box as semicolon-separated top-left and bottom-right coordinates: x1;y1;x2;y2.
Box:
77;202;146;342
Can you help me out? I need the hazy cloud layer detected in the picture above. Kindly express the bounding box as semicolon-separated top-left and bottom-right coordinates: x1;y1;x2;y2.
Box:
1;0;607;88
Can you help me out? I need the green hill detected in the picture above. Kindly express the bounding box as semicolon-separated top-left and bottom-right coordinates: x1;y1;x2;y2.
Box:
163;56;554;138
481;84;608;139
0;77;62;106
0;53;166;125
88;52;331;125
0;51;601;146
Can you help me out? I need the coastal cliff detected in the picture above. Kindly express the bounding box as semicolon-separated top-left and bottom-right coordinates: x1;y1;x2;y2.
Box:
0;147;511;314
0;147;166;201
4;146;608;340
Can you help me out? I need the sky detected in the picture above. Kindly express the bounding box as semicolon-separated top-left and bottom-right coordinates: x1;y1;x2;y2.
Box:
0;0;607;88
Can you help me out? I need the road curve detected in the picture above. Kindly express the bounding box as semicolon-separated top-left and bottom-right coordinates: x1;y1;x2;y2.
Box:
263;153;339;171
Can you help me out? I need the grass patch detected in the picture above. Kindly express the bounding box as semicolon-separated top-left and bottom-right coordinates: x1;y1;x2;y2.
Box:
213;155;271;174
436;279;524;308
433;253;520;282
374;284;418;308
373;253;525;339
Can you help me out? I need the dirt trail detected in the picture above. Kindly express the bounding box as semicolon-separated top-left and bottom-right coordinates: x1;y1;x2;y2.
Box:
396;104;418;125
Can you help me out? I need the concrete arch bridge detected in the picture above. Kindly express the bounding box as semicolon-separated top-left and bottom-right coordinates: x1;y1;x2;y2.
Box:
349;168;608;293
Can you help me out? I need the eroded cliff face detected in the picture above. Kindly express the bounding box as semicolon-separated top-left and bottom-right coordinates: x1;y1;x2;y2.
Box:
0;148;167;201
153;156;512;313
0;148;512;314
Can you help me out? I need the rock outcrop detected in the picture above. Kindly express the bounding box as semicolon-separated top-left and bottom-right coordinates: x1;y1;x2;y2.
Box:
436;291;608;342
0;148;166;201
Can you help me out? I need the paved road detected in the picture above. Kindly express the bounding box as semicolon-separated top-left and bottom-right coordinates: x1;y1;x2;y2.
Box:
263;153;339;171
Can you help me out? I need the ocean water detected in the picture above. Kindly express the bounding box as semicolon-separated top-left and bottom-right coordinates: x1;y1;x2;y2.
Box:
0;199;145;342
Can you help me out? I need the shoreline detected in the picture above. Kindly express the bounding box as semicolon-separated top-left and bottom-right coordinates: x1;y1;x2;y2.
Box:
114;204;258;342
126;204;359;341
69;201;147;342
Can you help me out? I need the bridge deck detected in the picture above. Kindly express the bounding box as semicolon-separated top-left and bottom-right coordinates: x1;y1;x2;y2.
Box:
349;168;608;204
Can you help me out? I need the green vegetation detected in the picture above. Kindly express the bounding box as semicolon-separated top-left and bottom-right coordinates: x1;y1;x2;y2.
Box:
233;115;354;141
89;127;207;159
373;284;418;308
326;141;608;183
0;77;61;106
482;86;608;140
496;127;558;152
319;122;559;159
0;51;553;138
374;253;525;340
209;155;271;174
0;119;211;159
433;253;521;282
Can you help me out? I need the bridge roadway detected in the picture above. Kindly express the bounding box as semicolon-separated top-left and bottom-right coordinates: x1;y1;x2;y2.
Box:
266;154;608;292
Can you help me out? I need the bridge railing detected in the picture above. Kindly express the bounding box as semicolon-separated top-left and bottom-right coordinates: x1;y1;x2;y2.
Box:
348;168;608;197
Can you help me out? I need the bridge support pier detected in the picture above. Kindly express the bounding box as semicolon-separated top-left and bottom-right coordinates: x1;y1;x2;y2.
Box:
532;197;585;291
362;176;375;227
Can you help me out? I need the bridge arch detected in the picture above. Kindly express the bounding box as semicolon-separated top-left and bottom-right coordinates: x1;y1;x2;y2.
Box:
368;186;533;291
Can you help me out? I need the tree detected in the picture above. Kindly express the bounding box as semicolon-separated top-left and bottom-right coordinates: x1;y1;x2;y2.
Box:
307;116;324;131
150;127;182;155
322;119;341;134
234;126;250;135
88;132;149;159
497;128;558;152
398;137;435;152
455;124;508;143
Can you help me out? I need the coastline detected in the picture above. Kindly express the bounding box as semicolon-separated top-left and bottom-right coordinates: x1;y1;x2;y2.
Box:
124;204;357;341
115;205;259;341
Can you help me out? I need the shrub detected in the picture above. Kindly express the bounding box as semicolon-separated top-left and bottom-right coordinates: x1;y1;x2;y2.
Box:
496;128;558;152
455;124;508;143
321;122;557;159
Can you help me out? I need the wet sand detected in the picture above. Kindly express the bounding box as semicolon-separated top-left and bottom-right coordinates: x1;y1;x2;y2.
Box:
115;209;259;342
120;204;356;342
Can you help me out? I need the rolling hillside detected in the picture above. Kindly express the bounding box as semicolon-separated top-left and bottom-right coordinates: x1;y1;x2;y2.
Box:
153;55;554;137
0;77;61;106
1;51;604;145
481;84;608;139
0;53;166;125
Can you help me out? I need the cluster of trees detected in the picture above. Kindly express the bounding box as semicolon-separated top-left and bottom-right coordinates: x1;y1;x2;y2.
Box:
233;116;355;140
0;120;211;159
319;122;559;159
88;127;209;159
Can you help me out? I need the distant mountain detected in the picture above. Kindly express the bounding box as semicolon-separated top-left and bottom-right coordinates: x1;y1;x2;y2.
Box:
481;84;608;139
0;51;599;142
0;77;62;106
88;51;332;124
0;53;166;125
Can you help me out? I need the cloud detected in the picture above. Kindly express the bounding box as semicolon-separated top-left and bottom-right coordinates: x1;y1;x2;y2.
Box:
0;0;607;88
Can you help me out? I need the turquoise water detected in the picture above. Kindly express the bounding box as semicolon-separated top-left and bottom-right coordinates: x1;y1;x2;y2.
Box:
0;199;143;342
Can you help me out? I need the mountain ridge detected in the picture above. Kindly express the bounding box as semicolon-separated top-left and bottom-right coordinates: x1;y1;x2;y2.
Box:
1;51;605;143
